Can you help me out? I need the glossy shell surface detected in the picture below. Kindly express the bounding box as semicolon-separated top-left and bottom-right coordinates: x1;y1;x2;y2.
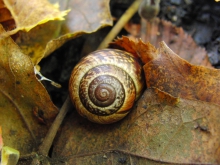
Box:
69;49;144;124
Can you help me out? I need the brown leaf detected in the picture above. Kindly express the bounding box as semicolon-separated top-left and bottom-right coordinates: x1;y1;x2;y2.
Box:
16;21;67;64
0;25;58;154
109;36;140;58
124;22;141;38
0;126;3;151
112;18;211;67
143;41;220;105
15;0;113;64
59;0;112;34
140;18;212;67
0;0;69;37
111;36;219;105
42;0;113;60
0;0;70;64
109;36;159;63
52;88;220;164
0;1;16;35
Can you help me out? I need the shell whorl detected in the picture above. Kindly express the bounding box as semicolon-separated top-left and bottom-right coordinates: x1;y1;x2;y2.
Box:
69;49;144;124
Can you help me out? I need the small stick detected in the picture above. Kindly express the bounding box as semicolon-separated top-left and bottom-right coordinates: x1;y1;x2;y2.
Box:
30;96;72;164
97;0;141;49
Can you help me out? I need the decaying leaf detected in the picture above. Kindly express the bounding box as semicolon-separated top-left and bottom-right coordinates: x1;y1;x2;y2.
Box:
0;0;16;38
52;88;220;164
109;36;158;61
51;36;220;164
41;0;113;62
126;18;212;67
0;0;69;65
111;36;220;105
143;41;220;105
0;25;58;154
0;126;3;151
4;0;113;65
1;146;20;165
15;21;66;64
0;0;69;37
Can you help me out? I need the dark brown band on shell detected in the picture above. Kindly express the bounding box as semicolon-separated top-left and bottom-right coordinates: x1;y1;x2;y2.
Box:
79;65;128;116
69;49;145;124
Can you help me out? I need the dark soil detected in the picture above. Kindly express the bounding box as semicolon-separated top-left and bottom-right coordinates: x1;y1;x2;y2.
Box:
159;0;220;67
39;0;220;108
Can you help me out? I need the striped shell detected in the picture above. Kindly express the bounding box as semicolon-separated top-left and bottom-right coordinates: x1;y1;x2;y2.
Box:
69;49;144;124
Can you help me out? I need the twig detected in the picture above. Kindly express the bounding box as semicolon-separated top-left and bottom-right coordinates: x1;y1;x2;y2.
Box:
97;0;141;49
30;96;73;165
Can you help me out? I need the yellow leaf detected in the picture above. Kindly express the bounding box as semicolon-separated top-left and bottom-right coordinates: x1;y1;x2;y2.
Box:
1;0;113;65
1;0;69;37
0;24;58;154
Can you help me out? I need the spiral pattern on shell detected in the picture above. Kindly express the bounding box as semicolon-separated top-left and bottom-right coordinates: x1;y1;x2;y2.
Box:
69;49;144;124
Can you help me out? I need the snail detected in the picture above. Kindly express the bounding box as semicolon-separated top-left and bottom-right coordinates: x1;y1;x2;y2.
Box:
69;49;145;124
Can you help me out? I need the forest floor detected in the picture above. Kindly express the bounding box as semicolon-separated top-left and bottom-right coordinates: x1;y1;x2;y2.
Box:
39;0;220;107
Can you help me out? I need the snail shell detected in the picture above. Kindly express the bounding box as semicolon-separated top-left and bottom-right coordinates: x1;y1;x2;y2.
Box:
69;49;144;124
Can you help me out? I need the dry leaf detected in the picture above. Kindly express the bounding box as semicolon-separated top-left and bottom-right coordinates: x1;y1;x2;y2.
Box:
0;126;3;151
140;18;212;67
123;18;212;67
111;36;220;105
52;88;220;164
15;21;66;64
124;22;141;38
0;0;69;65
14;0;112;64
0;1;16;38
143;41;220;105
0;0;69;37
109;36;158;62
42;0;113;60
0;25;58;154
